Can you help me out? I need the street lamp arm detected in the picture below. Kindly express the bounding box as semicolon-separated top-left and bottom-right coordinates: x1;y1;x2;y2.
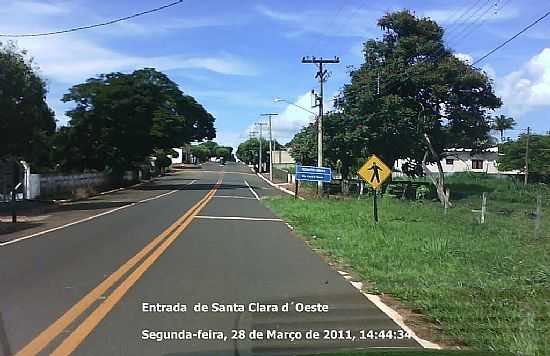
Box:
273;98;317;115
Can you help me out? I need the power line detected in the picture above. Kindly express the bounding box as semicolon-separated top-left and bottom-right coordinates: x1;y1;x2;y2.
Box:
357;2;533;102
0;0;184;38
473;9;550;65
449;0;512;49
445;0;490;44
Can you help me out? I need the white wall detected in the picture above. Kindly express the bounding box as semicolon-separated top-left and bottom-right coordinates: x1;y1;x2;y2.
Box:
170;148;183;164
272;150;295;164
394;147;520;175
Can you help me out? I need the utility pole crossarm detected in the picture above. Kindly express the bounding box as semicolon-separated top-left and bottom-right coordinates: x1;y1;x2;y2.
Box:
301;56;340;64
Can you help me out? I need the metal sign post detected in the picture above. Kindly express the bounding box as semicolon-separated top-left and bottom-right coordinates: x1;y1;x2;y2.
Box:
358;154;392;223
373;189;379;222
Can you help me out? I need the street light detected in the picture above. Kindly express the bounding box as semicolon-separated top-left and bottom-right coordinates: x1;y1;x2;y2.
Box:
273;98;317;115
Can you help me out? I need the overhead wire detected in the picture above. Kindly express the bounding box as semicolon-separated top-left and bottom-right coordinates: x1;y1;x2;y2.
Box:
0;0;184;37
473;9;550;65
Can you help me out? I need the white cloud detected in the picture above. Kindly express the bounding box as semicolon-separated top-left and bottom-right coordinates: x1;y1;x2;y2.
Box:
101;15;247;37
256;5;379;38
1;0;256;84
214;131;248;151
497;48;550;116
423;6;518;25
263;93;317;145
454;52;473;64
240;92;337;146
0;0;72;16
11;35;257;84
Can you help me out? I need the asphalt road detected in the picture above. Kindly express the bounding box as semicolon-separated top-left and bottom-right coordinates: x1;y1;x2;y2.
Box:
0;162;422;356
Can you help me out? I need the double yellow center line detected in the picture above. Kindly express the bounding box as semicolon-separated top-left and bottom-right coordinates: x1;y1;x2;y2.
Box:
17;177;222;356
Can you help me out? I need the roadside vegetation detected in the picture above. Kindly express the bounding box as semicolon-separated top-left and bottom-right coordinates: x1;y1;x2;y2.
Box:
265;174;549;355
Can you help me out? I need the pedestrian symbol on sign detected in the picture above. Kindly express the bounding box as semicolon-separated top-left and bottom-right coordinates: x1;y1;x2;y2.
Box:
357;154;392;223
368;162;382;184
358;154;392;190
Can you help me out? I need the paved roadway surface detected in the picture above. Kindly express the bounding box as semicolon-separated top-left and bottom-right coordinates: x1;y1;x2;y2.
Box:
0;162;422;356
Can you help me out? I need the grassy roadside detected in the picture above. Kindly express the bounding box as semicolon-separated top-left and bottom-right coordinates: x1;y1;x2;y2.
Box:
264;179;549;355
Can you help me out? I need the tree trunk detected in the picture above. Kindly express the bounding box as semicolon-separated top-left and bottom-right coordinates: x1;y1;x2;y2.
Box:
423;133;452;210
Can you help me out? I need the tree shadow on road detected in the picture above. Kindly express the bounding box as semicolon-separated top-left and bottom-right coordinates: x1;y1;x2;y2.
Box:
0;222;45;238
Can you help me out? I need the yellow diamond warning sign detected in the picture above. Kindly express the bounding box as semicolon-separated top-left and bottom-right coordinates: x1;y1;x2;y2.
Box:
358;154;392;189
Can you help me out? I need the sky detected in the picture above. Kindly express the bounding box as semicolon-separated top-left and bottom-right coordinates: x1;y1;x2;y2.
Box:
2;0;550;149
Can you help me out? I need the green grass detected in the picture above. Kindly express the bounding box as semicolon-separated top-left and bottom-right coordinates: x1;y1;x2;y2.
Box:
264;177;549;355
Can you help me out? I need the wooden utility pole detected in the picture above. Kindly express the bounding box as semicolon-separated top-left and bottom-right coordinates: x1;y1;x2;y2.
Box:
261;113;278;182
255;122;267;173
525;126;530;186
302;56;340;194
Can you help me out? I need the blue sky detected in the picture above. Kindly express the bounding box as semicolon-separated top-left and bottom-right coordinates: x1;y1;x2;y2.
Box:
2;0;550;148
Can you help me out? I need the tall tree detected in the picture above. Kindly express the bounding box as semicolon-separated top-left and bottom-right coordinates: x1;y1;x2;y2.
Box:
190;145;210;163
288;124;317;166
498;134;550;180
0;42;56;170
215;147;231;161
236;138;281;166
492;115;516;142
59;68;215;174
200;141;220;158
337;10;502;205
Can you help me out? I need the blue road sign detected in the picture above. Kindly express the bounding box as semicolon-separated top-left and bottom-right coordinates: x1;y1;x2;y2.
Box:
296;165;332;182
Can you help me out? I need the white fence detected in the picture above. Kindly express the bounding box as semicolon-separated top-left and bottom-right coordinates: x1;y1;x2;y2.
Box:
38;173;110;198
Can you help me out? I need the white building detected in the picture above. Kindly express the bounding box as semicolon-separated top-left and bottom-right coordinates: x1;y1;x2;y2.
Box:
272;150;295;165
394;147;520;176
169;145;193;165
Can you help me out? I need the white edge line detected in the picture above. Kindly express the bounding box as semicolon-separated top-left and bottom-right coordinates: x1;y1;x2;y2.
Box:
243;179;260;200
137;190;177;203
0;205;134;247
362;293;442;349
214;195;257;200
0;179;198;247
255;171;305;200
254;164;438;349
194;216;283;222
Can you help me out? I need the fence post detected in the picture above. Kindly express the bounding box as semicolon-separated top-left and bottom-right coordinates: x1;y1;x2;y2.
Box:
534;194;542;240
481;192;487;224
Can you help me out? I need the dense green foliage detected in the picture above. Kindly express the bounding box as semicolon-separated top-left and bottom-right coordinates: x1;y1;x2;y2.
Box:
57;68;215;174
190;141;233;162
236;137;282;166
289;10;502;178
0;42;56;170
265;176;549;355
498;134;550;179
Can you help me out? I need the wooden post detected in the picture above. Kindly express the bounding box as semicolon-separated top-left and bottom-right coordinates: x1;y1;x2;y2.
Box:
294;180;299;200
481;192;487;224
535;194;542;239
